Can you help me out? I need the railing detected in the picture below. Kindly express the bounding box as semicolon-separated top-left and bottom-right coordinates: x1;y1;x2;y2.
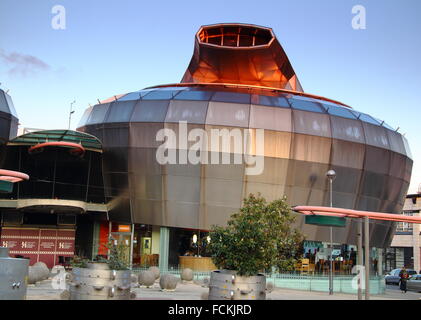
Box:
131;266;386;295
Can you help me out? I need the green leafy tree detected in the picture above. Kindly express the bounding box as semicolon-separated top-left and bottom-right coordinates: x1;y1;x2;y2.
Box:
208;194;304;276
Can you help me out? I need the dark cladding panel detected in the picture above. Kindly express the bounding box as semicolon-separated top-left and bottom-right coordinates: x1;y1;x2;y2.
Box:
165;174;201;203
104;100;136;123
129;173;163;201
103;172;129;198
329;166;362;195
204;178;243;208
165;100;208;124
129;123;165;148
356;195;381;212
129;147;162;175
360;171;386;199
249;105;291;132
243;182;286;202
245;157;289;185
102;125;129;147
330;116;365;143
291;134;331;164
331;139;365;169
130;100;170;122
206;102;250;127
102;146;129;173
164;201;200;229
107;197;132;223
86;103;111;125
4;92;18;118
286;160;329;190
364;145;391;175
131;199;162;225
404;158;413;183
292;110;331;138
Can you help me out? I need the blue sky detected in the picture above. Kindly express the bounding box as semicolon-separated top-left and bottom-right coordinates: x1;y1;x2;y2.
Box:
0;0;420;192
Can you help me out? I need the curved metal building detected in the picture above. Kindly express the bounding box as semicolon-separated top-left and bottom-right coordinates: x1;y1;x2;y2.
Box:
77;23;412;248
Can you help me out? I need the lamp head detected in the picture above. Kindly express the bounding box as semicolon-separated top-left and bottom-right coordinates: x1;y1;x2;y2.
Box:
326;169;336;180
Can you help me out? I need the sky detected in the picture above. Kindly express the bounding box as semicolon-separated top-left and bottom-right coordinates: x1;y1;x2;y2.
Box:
0;0;420;192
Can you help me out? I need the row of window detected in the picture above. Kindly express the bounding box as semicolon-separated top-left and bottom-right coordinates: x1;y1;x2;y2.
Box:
78;100;411;158
112;87;394;129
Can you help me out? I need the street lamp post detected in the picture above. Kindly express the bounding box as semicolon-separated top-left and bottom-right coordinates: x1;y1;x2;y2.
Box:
326;169;336;295
68;100;76;129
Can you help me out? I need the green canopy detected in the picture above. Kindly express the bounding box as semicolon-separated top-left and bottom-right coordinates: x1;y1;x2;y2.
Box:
8;129;102;152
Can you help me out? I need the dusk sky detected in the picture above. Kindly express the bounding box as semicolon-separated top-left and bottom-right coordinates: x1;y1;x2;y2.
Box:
0;0;420;192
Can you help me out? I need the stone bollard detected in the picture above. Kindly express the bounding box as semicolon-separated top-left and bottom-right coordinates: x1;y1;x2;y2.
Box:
148;266;160;280
159;274;178;291
138;270;155;288
33;262;50;280
28;265;45;284
180;268;194;282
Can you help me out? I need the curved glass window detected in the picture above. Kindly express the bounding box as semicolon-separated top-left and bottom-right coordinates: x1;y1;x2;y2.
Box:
165;100;208;124
293;110;331;137
174;90;214;101
130;100;169;122
77;107;93;127
322;104;357;119
104;101;136;123
86;103;111;125
142;88;184;100
362;122;390;149
289;96;324;113
251;94;290;108
211;91;251;104
206;102;250;127
330;116;365;143
249;105;291;132
351;110;380;125
4;93;18;118
118;92;142;101
0;91;9;114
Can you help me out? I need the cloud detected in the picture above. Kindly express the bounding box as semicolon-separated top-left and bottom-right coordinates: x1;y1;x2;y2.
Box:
0;49;50;76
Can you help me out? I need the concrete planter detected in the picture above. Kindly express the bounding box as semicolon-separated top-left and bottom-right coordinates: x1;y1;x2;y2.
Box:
0;247;29;300
69;262;132;300
208;270;266;300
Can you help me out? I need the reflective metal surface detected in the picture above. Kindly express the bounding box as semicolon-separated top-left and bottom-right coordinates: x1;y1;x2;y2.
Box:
76;24;412;248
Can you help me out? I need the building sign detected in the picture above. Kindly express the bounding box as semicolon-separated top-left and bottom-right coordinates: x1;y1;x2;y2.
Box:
118;225;131;233
0;227;75;268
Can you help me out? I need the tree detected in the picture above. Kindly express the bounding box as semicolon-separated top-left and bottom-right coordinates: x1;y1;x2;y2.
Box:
208;193;304;276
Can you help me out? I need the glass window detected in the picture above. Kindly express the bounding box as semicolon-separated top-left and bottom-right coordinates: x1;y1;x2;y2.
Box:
142;89;181;100
130;100;169;122
165;100;208;124
291;134;331;164
292;110;331;137
251;94;290;108
0;91;9;113
249;105;291;132
86;103;111;125
77;107;93;127
4;93;18;118
118;92;142;101
104;101;136;123
330;116;365;143
402;135;412;159
206;102;250;127
289;97;324;113
351;110;381;125
331;139;365;169
174;90;214;101
321;104;357;119
211;91;251;104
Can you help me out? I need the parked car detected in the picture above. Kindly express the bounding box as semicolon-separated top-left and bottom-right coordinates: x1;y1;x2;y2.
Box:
407;274;421;292
385;268;417;285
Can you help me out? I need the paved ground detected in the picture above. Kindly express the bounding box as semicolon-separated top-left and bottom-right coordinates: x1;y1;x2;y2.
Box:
25;279;421;300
